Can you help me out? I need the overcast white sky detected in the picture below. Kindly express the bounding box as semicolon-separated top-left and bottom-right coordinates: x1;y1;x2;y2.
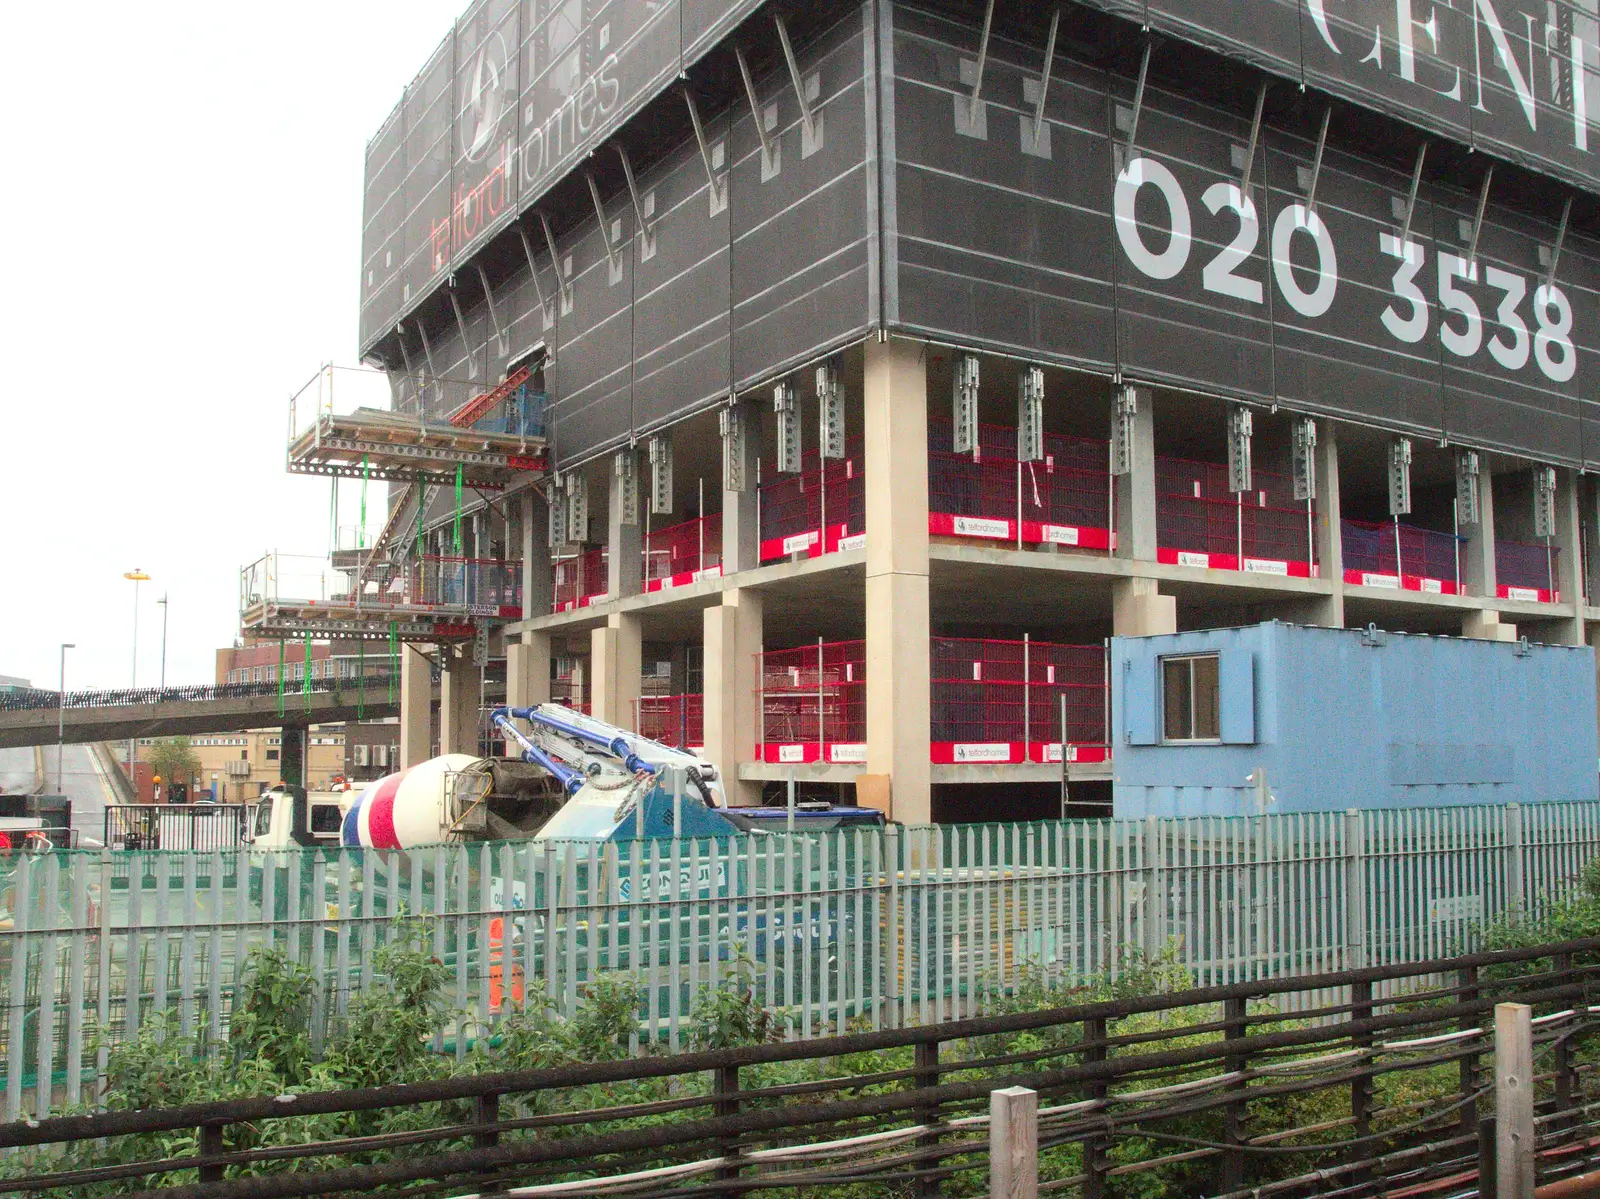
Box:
0;2;460;691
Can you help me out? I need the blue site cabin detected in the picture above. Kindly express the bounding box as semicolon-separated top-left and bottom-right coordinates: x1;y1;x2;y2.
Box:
1110;622;1599;818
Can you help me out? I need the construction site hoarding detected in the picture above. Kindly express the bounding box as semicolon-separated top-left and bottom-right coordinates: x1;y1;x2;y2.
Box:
888;4;1600;468
360;0;767;354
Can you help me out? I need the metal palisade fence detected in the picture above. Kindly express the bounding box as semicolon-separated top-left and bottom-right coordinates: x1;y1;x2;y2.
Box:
0;802;1596;1119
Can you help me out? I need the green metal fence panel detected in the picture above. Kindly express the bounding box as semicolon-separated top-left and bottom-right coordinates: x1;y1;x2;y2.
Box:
2;802;1599;1117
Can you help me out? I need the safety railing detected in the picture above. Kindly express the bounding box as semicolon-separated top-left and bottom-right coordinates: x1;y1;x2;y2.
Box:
931;637;1108;765
643;513;722;592
758;444;865;563
929;419;1112;550
756;640;866;763
1342;518;1466;594
102;805;249;853
635;693;704;750
1156;456;1313;575
288;362;544;442
1498;538;1561;602
0;674;399;714
240;553;521;618
552;547;607;612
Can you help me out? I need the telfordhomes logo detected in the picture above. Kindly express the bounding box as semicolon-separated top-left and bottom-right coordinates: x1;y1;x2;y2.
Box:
459;31;515;164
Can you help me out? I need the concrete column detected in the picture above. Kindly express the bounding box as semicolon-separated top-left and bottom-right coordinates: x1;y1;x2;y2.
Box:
440;646;483;755
1309;420;1345;628
590;612;642;726
519;489;552;616
864;337;932;825
398;644;433;768
507;631;552;709
703;588;764;806
278;727;305;788
607;451;643;600
1112;577;1177;636
1551;468;1585;644
1462;609;1517;642
722;397;763;575
1461;465;1499;598
1583;478;1600;610
1113;387;1158;562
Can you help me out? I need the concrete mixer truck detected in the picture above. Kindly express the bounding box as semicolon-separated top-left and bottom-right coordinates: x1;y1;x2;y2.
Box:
333;703;883;851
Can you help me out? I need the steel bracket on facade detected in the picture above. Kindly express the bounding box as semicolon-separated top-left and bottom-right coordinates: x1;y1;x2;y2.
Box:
1456;450;1481;527
475;265;508;357
735;45;778;176
1026;8;1062;150
415;320;441;387
586;171;623;282
970;0;996;107
1227;405;1254;494
1546;196;1573;288
683;86;728;214
395;329;422;415
538;211;573;314
720;402;748;493
1291;417;1317;502
447;287;479;379
1305;107;1332;214
615;145;656;260
1388;437;1413;517
516;221;555;328
1534;465;1558;538
1111;386;1138;477
1123;42;1153;160
774;15;816;144
648;436;674;515
774;379;801;473
817;360;844;459
615;449;640;526
1239;81;1268;199
1467;167;1495;273
1398;142;1428;248
952;354;980;457
1017;366;1045;463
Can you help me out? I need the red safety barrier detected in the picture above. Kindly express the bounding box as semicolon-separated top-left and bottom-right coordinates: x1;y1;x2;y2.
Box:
759;444;866;563
756;640;866;764
553;548;607;613
644;513;722;592
928;420;1112;550
636;694;704;751
1342;519;1466;595
930;637;1108;765
1497;539;1560;602
1156;457;1313;576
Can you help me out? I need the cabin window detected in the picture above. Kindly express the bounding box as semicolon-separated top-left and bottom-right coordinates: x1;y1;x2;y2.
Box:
1162;654;1221;742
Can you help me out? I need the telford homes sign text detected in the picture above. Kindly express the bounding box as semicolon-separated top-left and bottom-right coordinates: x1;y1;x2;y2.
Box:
1112;0;1600;195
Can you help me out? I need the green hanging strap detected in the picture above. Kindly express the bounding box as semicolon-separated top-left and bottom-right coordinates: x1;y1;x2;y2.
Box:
357;640;367;721
303;634;313;712
329;478;339;556
359;454;370;549
388;622;400;704
276;640;286;719
453;465;464;556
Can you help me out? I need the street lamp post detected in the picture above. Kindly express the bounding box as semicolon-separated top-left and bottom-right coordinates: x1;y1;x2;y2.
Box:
157;594;169;692
124;570;150;779
57;644;74;794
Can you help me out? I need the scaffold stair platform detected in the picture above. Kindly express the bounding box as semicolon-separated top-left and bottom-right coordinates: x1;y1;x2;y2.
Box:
287;406;546;489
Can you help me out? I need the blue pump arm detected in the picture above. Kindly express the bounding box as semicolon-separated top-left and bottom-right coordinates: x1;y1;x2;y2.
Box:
491;710;585;795
499;705;659;776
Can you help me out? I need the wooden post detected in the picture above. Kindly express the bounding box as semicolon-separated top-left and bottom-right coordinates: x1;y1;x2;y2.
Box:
1496;1002;1535;1199
1553;951;1575;1127
1349;978;1374;1180
714;1064;742;1195
1221;995;1248;1191
476;1090;502;1197
1083;1015;1109;1199
990;1086;1038;1199
197;1122;225;1183
914;1038;942;1198
1459;965;1482;1145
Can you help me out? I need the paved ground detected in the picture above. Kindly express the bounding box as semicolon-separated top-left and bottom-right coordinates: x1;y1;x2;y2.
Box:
1;744;120;847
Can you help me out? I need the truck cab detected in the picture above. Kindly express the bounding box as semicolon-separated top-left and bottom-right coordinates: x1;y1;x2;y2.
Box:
245;784;349;851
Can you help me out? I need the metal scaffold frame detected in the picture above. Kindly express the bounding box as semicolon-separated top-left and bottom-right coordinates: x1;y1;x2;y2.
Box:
286;364;548;490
